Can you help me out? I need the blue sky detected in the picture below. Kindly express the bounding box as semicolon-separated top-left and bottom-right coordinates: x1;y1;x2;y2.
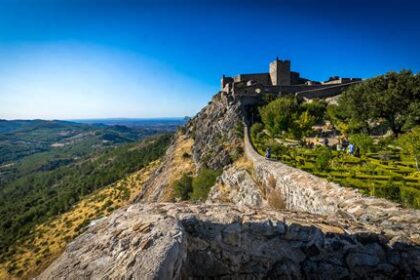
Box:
0;0;419;119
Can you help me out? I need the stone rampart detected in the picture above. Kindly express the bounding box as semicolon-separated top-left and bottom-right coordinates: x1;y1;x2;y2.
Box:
244;126;420;244
296;81;361;99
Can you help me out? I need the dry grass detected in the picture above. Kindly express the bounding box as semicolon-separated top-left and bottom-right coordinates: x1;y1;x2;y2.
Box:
0;160;160;280
212;182;232;203
233;155;253;171
267;189;285;210
160;133;195;201
267;174;277;189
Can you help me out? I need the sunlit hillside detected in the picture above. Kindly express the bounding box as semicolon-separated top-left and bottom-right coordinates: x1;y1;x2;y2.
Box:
0;160;160;280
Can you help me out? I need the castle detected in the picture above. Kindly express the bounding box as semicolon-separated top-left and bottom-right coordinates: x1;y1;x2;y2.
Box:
221;58;361;100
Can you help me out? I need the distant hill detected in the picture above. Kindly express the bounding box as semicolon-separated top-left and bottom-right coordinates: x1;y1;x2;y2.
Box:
0;119;177;167
0;119;174;264
70;117;186;129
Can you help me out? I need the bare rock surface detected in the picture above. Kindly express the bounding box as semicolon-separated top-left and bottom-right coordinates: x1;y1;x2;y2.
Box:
207;165;267;208
186;93;243;169
37;203;420;280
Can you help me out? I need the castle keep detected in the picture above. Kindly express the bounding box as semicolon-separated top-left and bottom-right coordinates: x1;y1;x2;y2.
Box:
221;58;361;100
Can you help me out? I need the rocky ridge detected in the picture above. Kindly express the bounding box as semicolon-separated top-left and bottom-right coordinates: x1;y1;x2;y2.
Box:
186;93;243;169
37;203;420;280
37;92;420;279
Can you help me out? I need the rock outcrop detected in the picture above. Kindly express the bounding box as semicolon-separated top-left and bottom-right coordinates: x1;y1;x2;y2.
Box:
37;203;420;280
207;164;266;208
186;93;243;169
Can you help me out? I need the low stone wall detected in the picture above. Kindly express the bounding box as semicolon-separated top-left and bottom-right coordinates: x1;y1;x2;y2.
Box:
244;127;420;244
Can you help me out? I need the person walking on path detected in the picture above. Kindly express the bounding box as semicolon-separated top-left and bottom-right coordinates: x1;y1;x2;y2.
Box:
265;147;271;159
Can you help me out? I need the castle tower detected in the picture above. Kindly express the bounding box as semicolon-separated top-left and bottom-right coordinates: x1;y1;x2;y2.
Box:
269;58;291;86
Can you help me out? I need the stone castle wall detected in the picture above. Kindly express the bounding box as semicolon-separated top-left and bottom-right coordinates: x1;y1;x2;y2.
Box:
296;81;361;99
234;73;271;85
244;126;420;245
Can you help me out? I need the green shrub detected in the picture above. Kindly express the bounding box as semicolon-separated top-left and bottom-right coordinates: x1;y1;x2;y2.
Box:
250;123;264;142
349;133;375;153
400;186;420;209
75;219;90;233
301;100;327;124
370;181;401;202
271;143;287;158
315;147;332;171
229;146;243;162
190;168;221;201
173;173;193;201
234;122;244;138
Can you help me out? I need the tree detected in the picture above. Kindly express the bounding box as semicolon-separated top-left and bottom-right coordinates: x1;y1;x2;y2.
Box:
315;146;332;171
292;111;316;141
259;97;320;142
397;127;420;171
259;97;298;138
301;100;327;124
334;70;420;136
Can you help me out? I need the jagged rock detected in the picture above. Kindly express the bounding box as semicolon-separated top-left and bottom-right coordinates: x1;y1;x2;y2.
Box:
207;165;266;208
186;93;243;169
37;203;420;280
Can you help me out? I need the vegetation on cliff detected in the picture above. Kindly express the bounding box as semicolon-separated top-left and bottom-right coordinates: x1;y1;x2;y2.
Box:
174;168;221;201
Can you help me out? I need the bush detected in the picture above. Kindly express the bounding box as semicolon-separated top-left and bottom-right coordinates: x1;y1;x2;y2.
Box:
315;147;332;171
370;181;401;202
229;146;243;162
397;127;420;171
173;174;193;201
190;168;221;201
349;133;375;153
75;219;90;233
270;143;287;158
400;186;420;209
234;122;244;138
250;123;264;142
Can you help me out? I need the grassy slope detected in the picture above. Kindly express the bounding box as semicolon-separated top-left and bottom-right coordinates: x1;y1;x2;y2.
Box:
139;132;195;202
0;160;160;280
